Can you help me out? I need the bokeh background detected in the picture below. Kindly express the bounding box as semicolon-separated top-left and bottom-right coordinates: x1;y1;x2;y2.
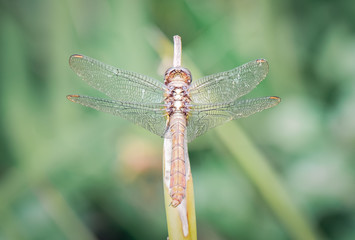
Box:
1;0;355;239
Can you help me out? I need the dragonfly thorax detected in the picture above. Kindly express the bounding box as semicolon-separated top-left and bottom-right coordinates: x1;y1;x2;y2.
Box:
165;83;191;116
164;66;192;116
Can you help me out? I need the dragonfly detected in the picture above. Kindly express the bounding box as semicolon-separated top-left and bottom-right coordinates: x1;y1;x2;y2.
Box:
67;38;280;207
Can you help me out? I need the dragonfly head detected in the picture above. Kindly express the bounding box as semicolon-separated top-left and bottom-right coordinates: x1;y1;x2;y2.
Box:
164;67;192;85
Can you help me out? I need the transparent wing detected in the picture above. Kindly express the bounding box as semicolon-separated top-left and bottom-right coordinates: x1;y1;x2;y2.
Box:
186;96;281;142
69;54;166;103
189;59;269;104
67;95;168;137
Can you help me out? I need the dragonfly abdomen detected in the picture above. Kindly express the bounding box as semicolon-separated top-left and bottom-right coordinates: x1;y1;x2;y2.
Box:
169;113;187;207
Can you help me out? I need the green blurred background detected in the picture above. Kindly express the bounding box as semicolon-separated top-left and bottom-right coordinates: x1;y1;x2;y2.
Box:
1;0;355;239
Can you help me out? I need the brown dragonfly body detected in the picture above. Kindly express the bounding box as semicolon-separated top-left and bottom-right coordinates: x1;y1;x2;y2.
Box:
164;67;192;207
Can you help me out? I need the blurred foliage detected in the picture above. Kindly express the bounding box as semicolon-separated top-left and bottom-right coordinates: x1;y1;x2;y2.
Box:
1;0;355;239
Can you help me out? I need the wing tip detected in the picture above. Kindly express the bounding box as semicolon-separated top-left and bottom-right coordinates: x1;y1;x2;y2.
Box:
255;59;269;72
256;58;268;66
70;54;83;59
69;54;84;64
270;96;281;103
67;94;80;102
256;59;267;63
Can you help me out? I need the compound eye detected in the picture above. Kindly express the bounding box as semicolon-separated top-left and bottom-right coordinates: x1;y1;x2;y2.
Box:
180;68;192;83
164;67;176;84
164;67;174;77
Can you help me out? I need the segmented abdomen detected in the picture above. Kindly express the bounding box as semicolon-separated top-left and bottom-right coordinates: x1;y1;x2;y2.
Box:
169;113;187;207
